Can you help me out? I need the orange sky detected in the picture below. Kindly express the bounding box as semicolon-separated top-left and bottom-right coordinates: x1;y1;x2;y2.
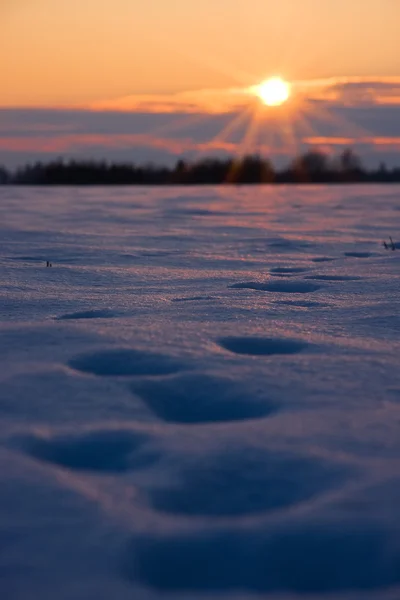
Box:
1;0;400;169
1;0;399;107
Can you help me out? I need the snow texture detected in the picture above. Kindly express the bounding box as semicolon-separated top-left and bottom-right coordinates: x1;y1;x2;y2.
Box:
1;184;400;600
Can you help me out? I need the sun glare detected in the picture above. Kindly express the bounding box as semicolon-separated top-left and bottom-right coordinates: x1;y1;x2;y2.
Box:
255;77;291;107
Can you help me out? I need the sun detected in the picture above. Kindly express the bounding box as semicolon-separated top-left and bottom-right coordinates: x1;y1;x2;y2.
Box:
255;77;291;107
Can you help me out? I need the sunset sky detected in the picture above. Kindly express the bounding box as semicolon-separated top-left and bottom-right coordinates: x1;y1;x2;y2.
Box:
1;0;400;167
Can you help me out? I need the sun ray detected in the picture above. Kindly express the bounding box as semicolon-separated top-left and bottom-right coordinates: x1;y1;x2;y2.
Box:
255;106;291;158
195;105;255;161
238;109;262;154
148;112;211;138
254;112;275;156
294;107;323;146
212;105;254;146
280;110;300;153
224;104;266;182
298;94;371;140
141;68;375;173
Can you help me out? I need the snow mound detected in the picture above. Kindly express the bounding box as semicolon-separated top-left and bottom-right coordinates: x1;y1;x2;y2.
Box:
1;185;400;599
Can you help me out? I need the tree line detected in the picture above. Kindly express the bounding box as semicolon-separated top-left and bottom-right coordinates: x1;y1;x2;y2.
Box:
1;149;400;185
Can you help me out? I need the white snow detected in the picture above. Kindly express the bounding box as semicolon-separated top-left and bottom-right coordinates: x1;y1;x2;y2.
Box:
1;184;400;599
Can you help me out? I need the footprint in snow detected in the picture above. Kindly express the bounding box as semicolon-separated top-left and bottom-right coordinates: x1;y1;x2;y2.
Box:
13;428;158;473
130;373;276;424
218;336;308;356
145;447;352;517
68;348;186;377
123;517;397;593
229;280;320;293
56;309;117;320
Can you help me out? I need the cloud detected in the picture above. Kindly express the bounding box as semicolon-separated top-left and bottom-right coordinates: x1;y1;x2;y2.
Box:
89;76;400;114
1;77;400;169
90;88;251;114
304;136;400;148
296;76;400;107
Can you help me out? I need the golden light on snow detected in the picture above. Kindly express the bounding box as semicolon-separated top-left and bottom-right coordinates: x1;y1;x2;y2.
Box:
254;77;291;106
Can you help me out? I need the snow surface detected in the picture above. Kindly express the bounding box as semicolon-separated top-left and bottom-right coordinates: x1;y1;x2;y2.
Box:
1;184;400;600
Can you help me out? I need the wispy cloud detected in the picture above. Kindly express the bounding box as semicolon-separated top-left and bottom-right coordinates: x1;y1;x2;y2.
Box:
88;76;400;114
304;136;400;149
90;88;252;114
294;76;400;106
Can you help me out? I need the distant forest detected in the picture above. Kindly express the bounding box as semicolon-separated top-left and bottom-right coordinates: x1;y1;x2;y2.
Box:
1;149;400;185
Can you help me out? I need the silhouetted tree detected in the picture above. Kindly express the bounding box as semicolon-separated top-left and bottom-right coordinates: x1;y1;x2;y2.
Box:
6;149;400;185
172;159;189;183
337;148;364;181
226;155;274;184
188;158;233;184
340;148;361;171
0;166;9;184
289;150;333;182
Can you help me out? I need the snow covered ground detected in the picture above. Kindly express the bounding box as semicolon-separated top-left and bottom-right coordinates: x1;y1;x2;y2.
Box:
1;184;400;600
